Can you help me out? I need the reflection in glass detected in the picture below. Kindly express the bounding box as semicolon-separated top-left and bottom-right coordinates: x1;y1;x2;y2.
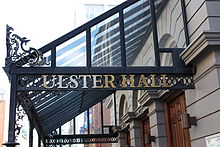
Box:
155;0;186;48
75;111;88;134
91;13;122;67
89;103;102;134
61;121;74;135
56;32;86;67
124;0;155;66
160;52;173;66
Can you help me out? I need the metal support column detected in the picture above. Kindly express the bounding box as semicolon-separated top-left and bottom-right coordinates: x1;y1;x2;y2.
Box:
73;118;76;135
149;0;160;67
114;93;117;126
29;117;33;147
181;0;190;46
87;109;90;134
101;101;104;134
119;9;127;67
3;75;19;147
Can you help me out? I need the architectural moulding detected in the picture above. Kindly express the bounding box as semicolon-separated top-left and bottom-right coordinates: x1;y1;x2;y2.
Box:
121;112;137;123
181;31;220;65
138;90;159;107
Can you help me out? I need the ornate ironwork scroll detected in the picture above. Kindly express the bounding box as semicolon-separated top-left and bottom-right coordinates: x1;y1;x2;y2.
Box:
6;25;49;67
14;91;34;140
15;102;26;141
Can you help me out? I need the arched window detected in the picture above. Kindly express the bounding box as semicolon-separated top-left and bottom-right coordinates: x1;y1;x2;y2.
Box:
119;95;126;124
159;34;177;66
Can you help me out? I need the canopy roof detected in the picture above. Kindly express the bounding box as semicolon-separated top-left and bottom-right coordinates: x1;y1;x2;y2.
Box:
5;0;194;140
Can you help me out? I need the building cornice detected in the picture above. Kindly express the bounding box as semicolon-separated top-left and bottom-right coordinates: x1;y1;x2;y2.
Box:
121;112;136;123
138;90;159;106
181;31;220;65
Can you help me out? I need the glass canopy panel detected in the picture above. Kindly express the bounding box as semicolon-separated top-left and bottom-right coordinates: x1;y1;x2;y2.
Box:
56;32;86;67
91;13;122;67
75;111;88;134
89;103;102;134
43;50;51;67
124;0;155;66
155;0;186;48
160;52;173;66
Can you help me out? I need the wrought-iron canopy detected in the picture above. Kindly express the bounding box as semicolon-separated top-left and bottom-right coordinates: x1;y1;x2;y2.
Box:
3;0;194;146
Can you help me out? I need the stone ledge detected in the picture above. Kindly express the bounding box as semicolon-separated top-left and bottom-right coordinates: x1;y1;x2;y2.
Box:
138;90;159;107
181;31;220;65
121;112;136;123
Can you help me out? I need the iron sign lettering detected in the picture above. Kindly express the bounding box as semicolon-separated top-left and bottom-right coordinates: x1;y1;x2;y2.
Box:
42;74;171;89
17;74;194;91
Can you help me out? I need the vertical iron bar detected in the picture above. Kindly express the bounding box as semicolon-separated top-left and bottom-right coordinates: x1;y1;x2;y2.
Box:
87;109;90;134
114;93;117;126
73;118;76;135
149;0;160;67
4;75;19;147
86;28;92;67
59;126;61;147
101;101;104;134
59;126;61;135
29;115;33;147
119;9;127;67
181;0;190;46
51;46;56;67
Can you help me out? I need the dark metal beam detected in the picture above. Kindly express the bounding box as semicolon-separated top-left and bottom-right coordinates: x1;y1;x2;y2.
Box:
87;109;90;134
180;0;190;46
10;66;193;75
86;28;91;67
114;93;117;126
3;75;19;147
101;101;104;134
149;0;160;67
119;9;127;67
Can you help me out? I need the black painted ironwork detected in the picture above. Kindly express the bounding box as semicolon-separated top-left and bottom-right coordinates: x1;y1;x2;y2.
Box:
45;134;118;145
181;0;190;46
15;103;26;141
6;25;49;67
15;71;194;91
3;0;194;146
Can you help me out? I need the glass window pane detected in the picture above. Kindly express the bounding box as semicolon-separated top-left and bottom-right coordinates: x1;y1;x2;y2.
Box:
160;52;173;66
61;121;73;135
75;111;88;134
56;32;86;67
155;0;186;48
91;13;122;67
124;0;155;66
89;103;102;134
103;97;114;126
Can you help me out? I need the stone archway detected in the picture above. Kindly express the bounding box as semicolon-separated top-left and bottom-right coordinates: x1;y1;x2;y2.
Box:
119;94;126;124
159;33;178;66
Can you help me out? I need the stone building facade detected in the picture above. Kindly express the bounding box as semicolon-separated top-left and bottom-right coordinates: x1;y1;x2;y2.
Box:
105;0;220;147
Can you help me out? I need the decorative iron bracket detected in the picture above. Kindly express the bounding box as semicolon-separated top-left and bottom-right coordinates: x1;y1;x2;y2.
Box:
6;25;49;67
